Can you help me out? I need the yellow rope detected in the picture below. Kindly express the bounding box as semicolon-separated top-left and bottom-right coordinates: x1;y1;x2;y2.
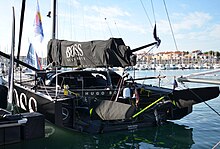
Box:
132;96;165;118
68;90;80;97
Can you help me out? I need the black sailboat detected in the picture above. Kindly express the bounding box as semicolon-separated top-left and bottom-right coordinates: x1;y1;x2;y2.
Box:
0;0;219;134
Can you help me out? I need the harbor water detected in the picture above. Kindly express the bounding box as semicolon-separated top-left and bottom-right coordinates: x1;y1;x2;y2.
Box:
4;69;220;149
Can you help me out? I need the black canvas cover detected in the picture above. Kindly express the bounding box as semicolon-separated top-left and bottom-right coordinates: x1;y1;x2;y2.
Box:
95;100;135;120
47;38;136;68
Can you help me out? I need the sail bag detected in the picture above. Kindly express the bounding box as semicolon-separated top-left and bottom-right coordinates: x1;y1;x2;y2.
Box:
47;38;136;68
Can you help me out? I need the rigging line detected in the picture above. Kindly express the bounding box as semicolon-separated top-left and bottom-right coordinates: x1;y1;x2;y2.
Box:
140;44;157;63
95;0;105;39
40;79;53;98
110;76;122;101
146;44;157;54
114;21;121;37
182;82;220;117
150;0;156;24
190;89;220;117
82;7;87;40
105;18;113;37
162;0;178;51
68;0;73;40
56;1;59;39
140;0;153;28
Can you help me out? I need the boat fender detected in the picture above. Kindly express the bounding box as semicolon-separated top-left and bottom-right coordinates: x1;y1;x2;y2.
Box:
135;88;140;106
90;108;93;116
123;87;131;99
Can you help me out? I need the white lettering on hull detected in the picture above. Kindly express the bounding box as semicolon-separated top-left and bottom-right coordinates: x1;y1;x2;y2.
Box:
14;88;38;112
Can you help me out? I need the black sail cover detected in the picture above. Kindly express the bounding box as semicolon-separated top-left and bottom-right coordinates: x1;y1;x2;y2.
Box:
47;38;136;68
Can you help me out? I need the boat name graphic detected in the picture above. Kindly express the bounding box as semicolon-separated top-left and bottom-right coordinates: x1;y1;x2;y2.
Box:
14;89;38;112
128;125;138;130
84;90;117;96
66;44;83;58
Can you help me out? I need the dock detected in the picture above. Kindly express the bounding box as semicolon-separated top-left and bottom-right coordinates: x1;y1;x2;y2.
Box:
0;109;45;145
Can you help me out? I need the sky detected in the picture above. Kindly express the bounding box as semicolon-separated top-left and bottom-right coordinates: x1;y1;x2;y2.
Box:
1;0;220;57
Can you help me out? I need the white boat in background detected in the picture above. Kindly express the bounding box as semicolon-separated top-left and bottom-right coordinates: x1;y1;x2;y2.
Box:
137;64;148;70
165;64;178;70
155;64;166;70
203;63;214;69
214;64;220;69
193;63;205;69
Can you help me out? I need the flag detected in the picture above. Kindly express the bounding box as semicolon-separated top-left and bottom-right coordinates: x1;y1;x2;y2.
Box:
35;51;42;70
34;0;44;42
26;43;42;70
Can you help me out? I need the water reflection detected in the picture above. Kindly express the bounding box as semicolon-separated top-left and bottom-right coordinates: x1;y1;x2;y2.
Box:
5;122;194;149
95;122;194;149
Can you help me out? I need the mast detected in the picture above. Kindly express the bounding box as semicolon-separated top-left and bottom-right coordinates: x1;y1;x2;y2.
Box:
7;7;16;112
51;0;58;97
51;0;56;39
16;0;26;66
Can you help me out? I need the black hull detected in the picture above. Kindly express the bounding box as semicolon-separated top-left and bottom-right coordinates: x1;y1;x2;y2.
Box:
173;87;219;103
12;84;168;133
11;81;219;134
13;84;57;123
